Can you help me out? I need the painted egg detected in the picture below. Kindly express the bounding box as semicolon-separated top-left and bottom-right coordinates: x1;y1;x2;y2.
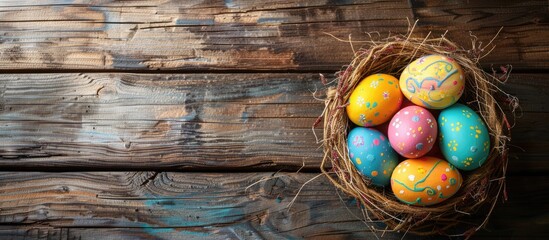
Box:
388;106;438;158
347;127;399;186
346;74;403;127
391;157;462;206
438;104;490;171
399;55;464;109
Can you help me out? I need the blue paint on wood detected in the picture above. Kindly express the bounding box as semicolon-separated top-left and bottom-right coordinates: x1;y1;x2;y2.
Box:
224;0;237;8
141;223;211;238
241;111;248;123
246;84;285;98
143;226;173;234
143;196;244;228
89;6;113;31
257;17;287;24
176;19;215;26
79;130;120;143
111;53;145;69
52;0;76;11
180;108;197;121
179;230;210;237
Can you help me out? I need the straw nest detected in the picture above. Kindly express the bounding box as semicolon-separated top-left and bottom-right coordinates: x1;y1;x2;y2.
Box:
317;28;517;237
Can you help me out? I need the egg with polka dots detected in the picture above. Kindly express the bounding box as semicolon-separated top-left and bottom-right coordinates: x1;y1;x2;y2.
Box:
347;127;399;186
438;103;490;171
388;106;438;158
346;74;403;127
391;156;462;206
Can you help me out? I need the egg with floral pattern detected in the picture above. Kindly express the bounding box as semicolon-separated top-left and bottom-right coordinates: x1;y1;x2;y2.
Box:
399;55;464;109
388;106;438;158
391;156;462;206
347;127;399;186
438;104;490;171
347;74;403;127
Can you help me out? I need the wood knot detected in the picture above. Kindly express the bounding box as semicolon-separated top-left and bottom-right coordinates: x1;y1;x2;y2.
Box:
60;186;70;193
264;177;286;197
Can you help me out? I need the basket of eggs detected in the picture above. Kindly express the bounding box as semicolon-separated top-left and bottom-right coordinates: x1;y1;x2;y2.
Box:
319;31;515;237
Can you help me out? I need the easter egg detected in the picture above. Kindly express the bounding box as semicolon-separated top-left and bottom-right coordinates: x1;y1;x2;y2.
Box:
438;104;490;171
388;106;437;158
391;157;462;206
399;55;464;109
347;74;403;127
347;127;399;186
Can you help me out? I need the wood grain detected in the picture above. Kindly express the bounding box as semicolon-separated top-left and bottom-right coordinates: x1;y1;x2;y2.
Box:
0;73;323;170
0;73;546;172
0;172;400;239
0;0;546;71
0;1;546;239
0;172;546;239
0;227;401;240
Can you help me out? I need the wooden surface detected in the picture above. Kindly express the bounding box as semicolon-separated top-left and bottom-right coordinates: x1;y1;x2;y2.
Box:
0;0;548;239
0;172;547;239
0;0;547;71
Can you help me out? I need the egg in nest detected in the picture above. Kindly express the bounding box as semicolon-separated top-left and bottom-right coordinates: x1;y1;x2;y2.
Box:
391;156;462;206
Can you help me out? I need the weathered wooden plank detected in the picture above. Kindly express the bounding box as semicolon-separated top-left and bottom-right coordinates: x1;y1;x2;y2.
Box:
0;172;399;239
500;73;549;113
0;172;546;239
0;0;546;71
0;73;324;170
507;112;549;174
500;74;549;174
0;73;547;171
1;227;385;240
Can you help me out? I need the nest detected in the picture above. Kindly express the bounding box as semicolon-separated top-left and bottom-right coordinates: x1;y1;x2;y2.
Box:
318;28;517;237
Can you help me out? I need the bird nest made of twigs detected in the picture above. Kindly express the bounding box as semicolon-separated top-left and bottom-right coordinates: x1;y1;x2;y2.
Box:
316;27;517;237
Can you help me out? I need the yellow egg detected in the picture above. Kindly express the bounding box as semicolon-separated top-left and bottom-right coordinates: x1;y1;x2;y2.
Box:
346;74;403;127
399;55;464;109
391;156;462;206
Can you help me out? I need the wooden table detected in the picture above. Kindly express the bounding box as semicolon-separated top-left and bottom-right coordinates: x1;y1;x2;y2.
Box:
0;1;547;239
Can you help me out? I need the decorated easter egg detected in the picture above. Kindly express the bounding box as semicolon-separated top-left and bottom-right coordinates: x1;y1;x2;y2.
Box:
391;157;462;206
438;104;490;171
399;55;464;109
347;74;403;127
347;127;399;186
388;106;437;158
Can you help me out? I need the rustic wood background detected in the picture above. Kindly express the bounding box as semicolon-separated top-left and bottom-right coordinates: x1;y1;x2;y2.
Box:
0;0;547;239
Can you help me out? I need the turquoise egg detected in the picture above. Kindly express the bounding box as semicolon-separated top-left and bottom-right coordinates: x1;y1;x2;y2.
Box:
347;127;399;186
438;104;490;171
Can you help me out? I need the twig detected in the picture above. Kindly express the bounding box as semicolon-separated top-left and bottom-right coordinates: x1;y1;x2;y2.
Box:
287;173;324;210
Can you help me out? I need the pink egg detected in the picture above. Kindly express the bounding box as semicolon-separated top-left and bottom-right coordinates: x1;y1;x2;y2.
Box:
388;106;437;158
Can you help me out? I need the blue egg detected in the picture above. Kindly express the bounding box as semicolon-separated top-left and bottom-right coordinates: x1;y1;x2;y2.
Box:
347;127;399;186
438;104;490;171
